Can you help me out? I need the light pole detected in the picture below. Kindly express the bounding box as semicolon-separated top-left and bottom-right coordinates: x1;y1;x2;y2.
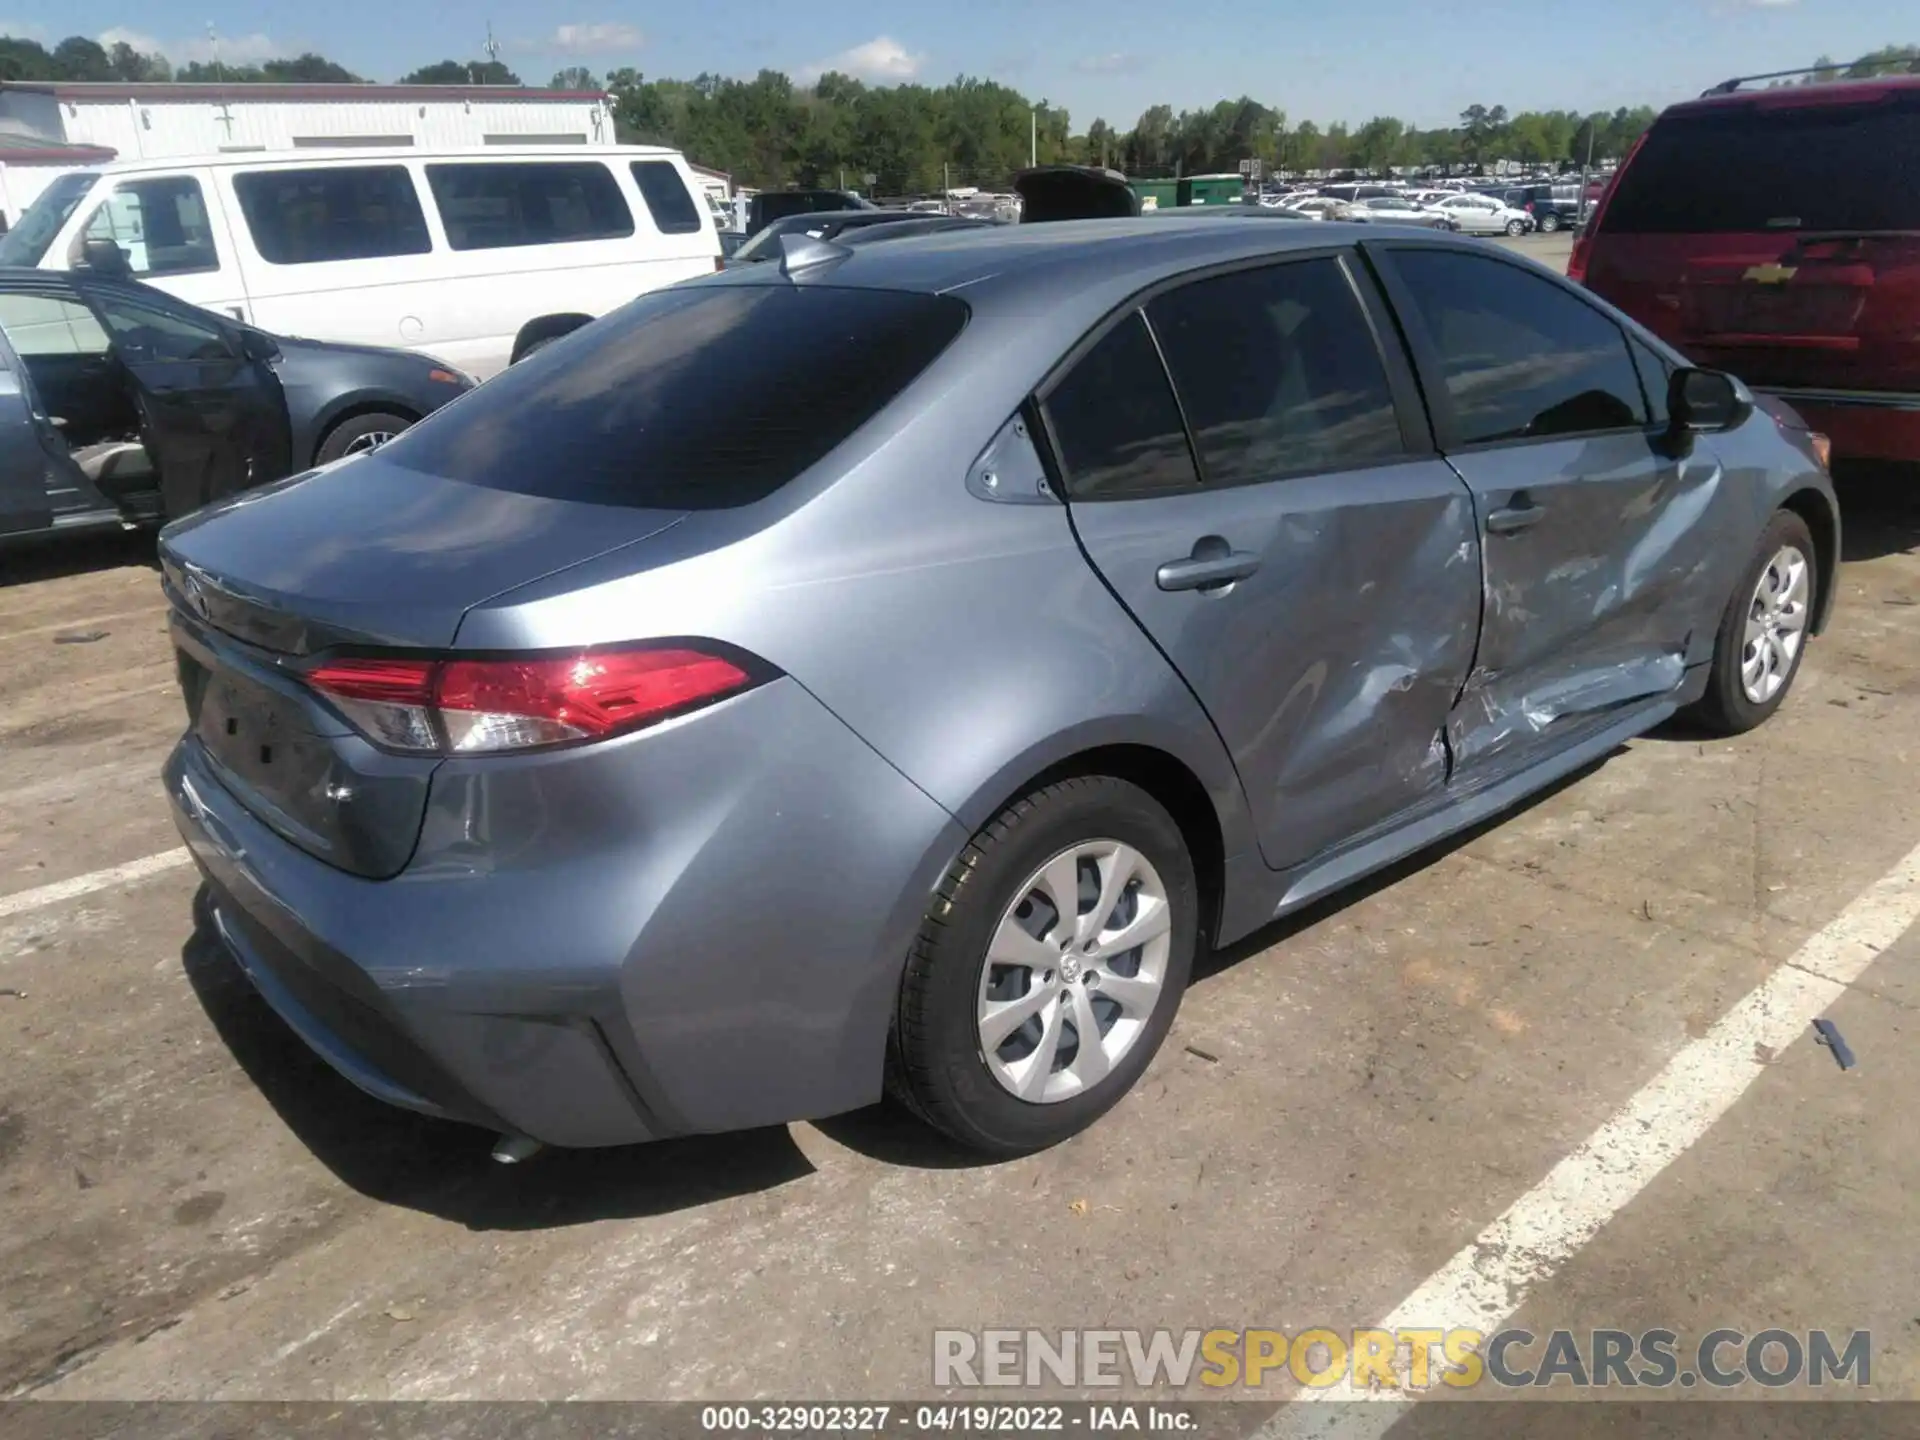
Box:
1030;104;1039;168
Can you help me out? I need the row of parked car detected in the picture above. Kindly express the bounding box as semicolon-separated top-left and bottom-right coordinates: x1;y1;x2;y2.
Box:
1267;179;1589;233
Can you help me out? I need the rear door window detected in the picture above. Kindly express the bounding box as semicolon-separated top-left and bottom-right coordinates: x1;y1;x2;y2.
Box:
380;285;968;509
1146;257;1405;484
1389;248;1647;444
83;176;220;277
1604;96;1920;233
426;161;634;251
1041;312;1200;500
233;165;432;264
630;161;705;235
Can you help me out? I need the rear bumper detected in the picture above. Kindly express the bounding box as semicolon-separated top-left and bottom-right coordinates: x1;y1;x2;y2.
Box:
1755;387;1920;465
167;676;966;1147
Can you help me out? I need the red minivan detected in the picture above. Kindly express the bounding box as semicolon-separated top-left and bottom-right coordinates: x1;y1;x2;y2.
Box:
1575;74;1920;467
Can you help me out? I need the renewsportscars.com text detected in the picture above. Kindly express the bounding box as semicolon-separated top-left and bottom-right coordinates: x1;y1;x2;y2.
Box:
932;1328;1871;1391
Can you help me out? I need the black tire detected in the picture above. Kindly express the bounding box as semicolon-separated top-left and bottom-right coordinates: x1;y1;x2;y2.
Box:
1539;213;1561;234
889;776;1198;1155
1687;509;1818;736
315;411;413;466
1505;219;1526;236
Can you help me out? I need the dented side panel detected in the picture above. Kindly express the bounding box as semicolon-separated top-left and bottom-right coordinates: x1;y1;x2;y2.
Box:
1444;431;1728;774
1067;458;1482;871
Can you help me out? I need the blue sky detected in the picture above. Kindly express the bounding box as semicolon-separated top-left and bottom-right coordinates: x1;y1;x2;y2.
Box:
12;0;1903;129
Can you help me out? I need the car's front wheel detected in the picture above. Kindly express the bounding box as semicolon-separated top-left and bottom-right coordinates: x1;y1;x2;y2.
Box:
315;411;413;466
1688;509;1818;735
1505;218;1527;236
890;776;1198;1155
1539;213;1561;233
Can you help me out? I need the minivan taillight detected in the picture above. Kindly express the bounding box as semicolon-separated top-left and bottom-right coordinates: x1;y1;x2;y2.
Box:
305;646;759;755
1567;232;1593;284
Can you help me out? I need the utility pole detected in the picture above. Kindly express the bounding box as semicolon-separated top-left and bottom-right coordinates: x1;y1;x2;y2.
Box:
480;22;500;83
1577;117;1596;224
207;23;224;82
1030;105;1038;168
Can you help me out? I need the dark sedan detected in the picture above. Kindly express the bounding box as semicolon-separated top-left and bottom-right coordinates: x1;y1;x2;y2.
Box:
0;268;474;542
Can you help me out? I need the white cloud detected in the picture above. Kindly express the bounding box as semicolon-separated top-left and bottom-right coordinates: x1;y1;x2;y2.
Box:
545;22;644;55
1074;53;1146;76
99;26;281;65
801;36;923;84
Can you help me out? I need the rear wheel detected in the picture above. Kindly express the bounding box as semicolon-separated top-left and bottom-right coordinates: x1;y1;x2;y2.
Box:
1505;218;1526;236
890;776;1197;1155
1688;509;1817;735
315;411;412;466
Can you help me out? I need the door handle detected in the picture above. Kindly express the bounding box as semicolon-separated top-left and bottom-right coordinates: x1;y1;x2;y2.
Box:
1486;499;1545;535
1156;540;1261;592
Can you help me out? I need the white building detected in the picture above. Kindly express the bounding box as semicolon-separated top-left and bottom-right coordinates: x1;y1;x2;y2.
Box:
0;81;617;221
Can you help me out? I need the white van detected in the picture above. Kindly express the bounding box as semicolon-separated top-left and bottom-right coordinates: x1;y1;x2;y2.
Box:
0;146;721;378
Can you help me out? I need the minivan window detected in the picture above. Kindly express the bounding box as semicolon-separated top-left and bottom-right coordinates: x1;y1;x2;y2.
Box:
1603;97;1920;233
1390;249;1647;444
1043;312;1200;500
233;165;432;264
0;172;97;266
426;161;634;250
83;176;219;277
1147;258;1405;484
630;161;705;235
380;285;968;509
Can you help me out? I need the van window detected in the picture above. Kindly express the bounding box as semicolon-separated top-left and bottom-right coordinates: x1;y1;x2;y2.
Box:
1603;97;1920;234
425;161;634;251
630;161;705;235
380;285;968;509
233;166;432;265
83;176;219;277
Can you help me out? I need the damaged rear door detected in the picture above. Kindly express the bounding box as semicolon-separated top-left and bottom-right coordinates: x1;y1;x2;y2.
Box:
1370;243;1724;776
1046;251;1482;871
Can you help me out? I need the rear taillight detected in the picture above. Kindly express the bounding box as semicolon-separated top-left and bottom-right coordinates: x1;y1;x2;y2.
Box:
1567;233;1593;284
305;645;759;756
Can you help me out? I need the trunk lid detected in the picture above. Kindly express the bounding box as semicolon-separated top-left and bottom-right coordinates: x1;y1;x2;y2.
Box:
160;454;686;878
1584;84;1920;397
159;453;686;654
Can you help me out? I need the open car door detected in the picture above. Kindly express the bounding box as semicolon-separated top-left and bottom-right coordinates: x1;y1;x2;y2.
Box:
77;279;291;521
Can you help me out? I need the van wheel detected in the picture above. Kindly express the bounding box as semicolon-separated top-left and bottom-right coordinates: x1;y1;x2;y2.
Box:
1539;213;1561;233
1687;509;1818;736
889;776;1197;1156
1505;218;1526;236
315;411;413;466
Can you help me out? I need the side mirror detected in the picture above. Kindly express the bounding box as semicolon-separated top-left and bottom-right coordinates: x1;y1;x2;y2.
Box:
238;327;280;363
1667;367;1751;433
75;236;132;278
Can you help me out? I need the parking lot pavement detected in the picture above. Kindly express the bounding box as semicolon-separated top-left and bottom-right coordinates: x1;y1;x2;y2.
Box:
3;469;1917;1413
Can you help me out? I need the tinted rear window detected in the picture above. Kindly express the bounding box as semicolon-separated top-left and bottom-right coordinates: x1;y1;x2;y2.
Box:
426;161;633;250
380;285;968;509
1604;96;1920;233
630;160;705;235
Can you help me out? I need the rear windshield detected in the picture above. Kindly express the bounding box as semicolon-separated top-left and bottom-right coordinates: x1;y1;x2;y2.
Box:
380;284;969;509
1603;95;1920;234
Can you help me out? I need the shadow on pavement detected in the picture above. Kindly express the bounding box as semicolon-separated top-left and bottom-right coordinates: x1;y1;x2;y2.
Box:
0;528;158;587
179;893;816;1229
1834;461;1920;563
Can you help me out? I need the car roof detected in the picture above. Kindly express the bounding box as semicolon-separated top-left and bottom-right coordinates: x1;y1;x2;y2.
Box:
1666;73;1920;120
63;144;687;177
704;215;1497;326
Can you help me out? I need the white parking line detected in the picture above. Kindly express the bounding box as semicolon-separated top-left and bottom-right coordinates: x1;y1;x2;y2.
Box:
1263;836;1920;1439
0;848;192;922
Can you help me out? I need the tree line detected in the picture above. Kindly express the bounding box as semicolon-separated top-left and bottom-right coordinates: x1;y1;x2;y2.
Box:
1;32;1911;193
